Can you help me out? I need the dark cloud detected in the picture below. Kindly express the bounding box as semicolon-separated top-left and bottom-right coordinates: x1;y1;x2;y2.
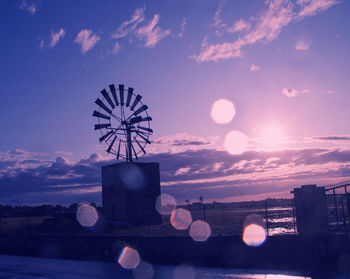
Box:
1;147;350;204
172;139;209;146
0;153;107;204
153;138;209;146
313;136;350;141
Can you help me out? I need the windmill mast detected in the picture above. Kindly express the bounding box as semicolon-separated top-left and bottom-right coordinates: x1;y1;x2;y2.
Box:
126;125;133;162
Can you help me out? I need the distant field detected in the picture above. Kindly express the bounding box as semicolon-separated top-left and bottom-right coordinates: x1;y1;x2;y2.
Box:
112;204;296;237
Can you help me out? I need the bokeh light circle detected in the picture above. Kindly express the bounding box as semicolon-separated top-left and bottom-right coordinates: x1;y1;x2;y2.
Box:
189;220;211;242
132;261;154;279
242;224;266;247
173;264;196;279
224;130;248;155
155;193;177;215
121;164;145;190
211;99;236;124
76;204;99;227
170;208;192;230
118;246;140;269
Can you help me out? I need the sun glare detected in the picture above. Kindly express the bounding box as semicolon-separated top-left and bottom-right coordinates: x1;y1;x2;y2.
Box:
260;124;286;150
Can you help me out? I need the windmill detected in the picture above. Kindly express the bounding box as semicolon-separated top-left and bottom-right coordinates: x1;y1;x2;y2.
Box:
93;83;161;226
93;83;152;162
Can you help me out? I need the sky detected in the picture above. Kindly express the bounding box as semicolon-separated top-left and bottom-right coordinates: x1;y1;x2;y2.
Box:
1;0;350;205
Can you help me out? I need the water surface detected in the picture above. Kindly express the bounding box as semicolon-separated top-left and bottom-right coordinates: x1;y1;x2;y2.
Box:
0;254;346;279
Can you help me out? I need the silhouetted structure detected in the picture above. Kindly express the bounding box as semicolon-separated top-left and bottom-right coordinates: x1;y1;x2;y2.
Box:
323;180;350;232
93;83;153;162
93;83;161;226
292;184;328;236
102;162;161;225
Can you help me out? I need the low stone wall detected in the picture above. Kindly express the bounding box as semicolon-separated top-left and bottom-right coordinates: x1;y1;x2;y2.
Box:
0;233;349;273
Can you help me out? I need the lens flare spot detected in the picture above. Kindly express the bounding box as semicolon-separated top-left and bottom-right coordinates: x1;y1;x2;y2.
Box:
132;261;154;279
173;264;195;279
243;224;266;247
121;164;145;190
224;130;248;155
155;193;177;215
76;204;98;227
189;220;211;242
118;246;140;269
211;99;236;124
170;208;192;230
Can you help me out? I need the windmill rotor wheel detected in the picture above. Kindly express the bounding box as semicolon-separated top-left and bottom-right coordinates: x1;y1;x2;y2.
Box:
92;83;152;161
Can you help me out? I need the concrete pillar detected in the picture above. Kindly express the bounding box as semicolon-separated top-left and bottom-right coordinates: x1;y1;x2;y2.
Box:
292;185;328;236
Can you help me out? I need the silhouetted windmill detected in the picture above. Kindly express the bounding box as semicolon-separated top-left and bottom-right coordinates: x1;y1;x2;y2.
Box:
93;83;161;226
93;83;152;162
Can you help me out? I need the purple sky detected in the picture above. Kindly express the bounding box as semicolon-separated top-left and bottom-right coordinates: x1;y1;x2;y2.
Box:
1;0;350;204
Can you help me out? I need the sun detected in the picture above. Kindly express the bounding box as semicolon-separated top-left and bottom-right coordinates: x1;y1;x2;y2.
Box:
260;123;286;150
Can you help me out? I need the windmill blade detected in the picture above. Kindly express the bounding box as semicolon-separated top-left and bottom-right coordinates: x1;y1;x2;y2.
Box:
94;123;111;130
137;126;153;133
142;116;152;122
99;131;114;142
136;131;151;144
116;140;121;159
95;99;112;114
106;136;117;153
130;116;142;125
131;142;138;160
119;84;124;106
134;105;148;116
134;137;146;154
101;89;115;109
133;129;150;136
93;110;110;120
109;84;119;106
130;95;142;111
126;87;133;107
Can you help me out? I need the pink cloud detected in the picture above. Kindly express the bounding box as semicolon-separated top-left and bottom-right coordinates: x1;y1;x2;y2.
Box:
228;18;251;33
111;8;145;39
211;0;227;35
49;28;65;48
111;8;170;49
297;0;339;18
175;167;191;176
112;42;121;54
193;0;338;62
295;39;312;50
177;18;187;38
74;29;100;54
194;0;294;62
282;88;310;97
19;0;38;15
250;64;261;72
135;14;171;48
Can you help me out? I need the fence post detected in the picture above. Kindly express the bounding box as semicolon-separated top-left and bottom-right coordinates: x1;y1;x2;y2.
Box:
265;200;269;236
292;206;296;233
341;197;347;233
333;188;339;230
